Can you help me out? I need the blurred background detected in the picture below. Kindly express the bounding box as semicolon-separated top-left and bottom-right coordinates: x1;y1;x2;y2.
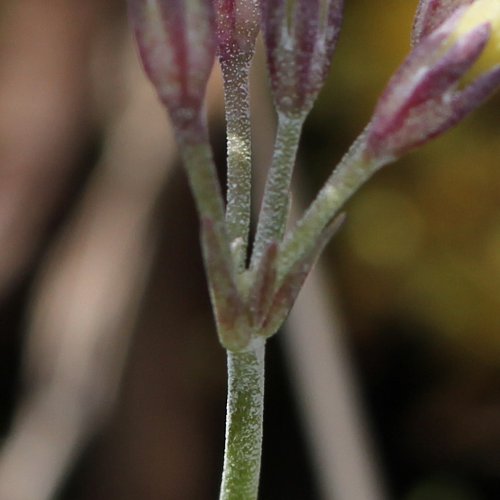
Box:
1;0;500;499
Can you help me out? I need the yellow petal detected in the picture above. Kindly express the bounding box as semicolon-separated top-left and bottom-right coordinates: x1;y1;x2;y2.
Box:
454;0;500;78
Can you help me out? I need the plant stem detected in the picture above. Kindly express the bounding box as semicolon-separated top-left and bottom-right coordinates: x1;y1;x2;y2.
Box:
179;129;231;253
277;134;386;280
220;337;266;500
180;131;226;224
221;57;253;271
251;113;305;268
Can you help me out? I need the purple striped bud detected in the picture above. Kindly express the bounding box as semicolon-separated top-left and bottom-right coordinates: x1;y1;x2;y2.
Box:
128;0;216;135
413;0;474;46
261;0;344;117
215;0;261;63
365;7;500;161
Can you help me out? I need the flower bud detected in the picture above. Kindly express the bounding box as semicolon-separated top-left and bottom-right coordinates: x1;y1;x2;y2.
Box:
260;0;343;117
413;0;473;46
128;0;216;134
365;5;500;161
451;0;500;80
215;0;261;63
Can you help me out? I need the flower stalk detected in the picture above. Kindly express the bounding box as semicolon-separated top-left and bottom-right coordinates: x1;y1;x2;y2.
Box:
251;113;305;267
179;131;227;239
215;0;261;270
221;58;253;270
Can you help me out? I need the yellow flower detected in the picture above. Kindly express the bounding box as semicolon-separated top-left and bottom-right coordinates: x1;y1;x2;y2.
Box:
453;0;500;78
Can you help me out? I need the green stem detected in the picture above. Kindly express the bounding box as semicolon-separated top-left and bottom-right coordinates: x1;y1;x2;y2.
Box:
179;129;230;251
251;113;305;268
277;134;386;280
220;338;266;500
221;57;253;271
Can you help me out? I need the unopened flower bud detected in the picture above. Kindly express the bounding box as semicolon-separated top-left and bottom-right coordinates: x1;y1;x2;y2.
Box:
451;0;500;81
413;0;473;46
260;0;343;117
215;0;261;63
365;5;500;161
128;0;215;135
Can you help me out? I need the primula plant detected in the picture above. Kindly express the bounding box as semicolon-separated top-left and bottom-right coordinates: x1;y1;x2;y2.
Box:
127;0;500;498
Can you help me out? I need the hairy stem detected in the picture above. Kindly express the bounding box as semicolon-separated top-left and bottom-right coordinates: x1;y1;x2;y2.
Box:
220;338;266;500
221;57;253;271
251;113;305;268
278;134;386;280
179;127;230;252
